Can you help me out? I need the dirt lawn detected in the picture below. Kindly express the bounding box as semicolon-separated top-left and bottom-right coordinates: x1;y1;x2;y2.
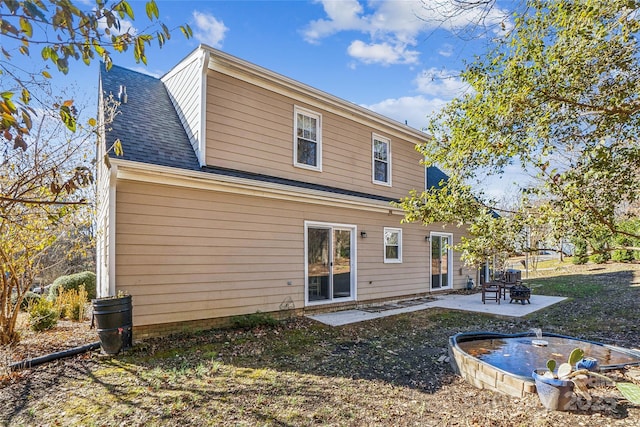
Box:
1;262;640;426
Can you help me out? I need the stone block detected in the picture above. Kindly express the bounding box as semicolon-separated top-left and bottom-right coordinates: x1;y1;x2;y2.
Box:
475;368;497;388
496;380;525;398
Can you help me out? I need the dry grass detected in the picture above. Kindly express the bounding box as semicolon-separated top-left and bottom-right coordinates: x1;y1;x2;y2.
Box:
1;262;640;426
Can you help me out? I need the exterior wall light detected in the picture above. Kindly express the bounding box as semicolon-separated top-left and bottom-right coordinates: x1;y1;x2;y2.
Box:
360;231;367;238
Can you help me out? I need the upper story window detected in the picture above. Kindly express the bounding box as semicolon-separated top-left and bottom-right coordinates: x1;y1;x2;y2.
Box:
372;134;391;185
294;106;322;171
384;227;402;263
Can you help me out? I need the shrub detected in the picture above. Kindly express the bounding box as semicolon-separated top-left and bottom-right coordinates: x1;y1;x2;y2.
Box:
590;238;611;264
29;298;59;332
49;271;96;301
231;312;280;329
11;291;42;311
611;227;637;262
589;253;609;264
56;285;88;321
572;239;589;265
611;248;634;262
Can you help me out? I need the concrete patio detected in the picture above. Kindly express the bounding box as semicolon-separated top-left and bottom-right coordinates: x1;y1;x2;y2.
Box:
307;292;567;326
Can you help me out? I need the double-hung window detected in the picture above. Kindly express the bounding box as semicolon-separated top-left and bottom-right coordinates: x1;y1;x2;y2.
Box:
373;134;391;185
384;227;402;263
294;106;322;171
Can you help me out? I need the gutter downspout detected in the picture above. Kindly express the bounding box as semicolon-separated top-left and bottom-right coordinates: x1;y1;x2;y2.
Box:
109;163;118;296
9;342;101;371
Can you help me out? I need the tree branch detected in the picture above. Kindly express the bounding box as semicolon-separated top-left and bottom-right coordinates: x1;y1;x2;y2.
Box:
0;196;86;206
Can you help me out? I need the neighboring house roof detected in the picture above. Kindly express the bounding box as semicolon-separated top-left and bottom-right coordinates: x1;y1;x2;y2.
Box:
100;63;201;171
426;166;449;189
426;165;500;218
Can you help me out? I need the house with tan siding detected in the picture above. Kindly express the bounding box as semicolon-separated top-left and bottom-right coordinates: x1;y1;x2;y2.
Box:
96;45;474;337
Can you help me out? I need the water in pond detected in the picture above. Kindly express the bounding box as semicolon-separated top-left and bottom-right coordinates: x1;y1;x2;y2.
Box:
458;336;640;378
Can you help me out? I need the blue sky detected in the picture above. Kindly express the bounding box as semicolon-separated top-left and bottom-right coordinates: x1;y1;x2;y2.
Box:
105;0;510;130
8;0;528;198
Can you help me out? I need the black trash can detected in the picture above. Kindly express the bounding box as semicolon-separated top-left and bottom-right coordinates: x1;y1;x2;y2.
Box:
92;295;133;355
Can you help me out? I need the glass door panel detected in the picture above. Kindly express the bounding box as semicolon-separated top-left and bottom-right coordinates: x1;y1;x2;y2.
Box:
440;235;449;287
308;227;330;301
306;225;354;303
332;229;351;299
431;236;442;289
431;235;451;289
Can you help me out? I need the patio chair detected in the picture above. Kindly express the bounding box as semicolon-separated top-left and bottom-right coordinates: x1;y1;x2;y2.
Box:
482;282;501;304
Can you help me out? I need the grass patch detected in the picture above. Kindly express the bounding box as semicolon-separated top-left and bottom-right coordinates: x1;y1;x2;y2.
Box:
533;279;602;298
2;263;640;426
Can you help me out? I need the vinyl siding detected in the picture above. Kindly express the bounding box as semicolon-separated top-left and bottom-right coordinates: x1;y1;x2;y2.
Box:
162;50;205;163
115;179;467;327
205;70;425;200
96;87;113;298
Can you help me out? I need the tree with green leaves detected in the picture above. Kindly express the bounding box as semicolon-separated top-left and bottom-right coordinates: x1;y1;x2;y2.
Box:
1;0;192;155
0;98;94;343
0;0;192;343
401;0;640;266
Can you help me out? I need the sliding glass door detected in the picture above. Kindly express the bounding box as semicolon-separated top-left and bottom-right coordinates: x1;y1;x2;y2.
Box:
431;233;452;290
306;223;355;303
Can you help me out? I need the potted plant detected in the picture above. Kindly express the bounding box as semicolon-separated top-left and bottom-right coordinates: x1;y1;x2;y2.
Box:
533;347;640;411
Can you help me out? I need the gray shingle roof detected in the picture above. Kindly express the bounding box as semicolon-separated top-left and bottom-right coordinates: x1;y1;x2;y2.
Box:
202;165;398;203
100;63;200;171
426;166;449;189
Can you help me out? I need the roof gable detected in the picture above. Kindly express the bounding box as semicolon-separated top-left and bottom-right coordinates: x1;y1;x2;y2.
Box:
100;63;200;171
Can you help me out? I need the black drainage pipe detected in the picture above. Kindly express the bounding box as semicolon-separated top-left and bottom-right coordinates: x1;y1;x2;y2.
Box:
9;341;101;371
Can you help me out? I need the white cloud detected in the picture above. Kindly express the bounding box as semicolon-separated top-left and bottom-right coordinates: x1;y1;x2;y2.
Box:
437;43;454;57
192;11;228;48
347;40;419;66
414;68;470;98
98;17;136;36
363;95;448;130
304;0;366;42
304;0;426;43
362;67;470;129
303;0;511;65
303;0;425;65
130;66;161;78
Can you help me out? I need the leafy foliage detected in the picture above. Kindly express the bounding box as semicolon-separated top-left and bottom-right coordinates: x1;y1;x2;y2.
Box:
572;238;589;265
611;219;640;261
11;291;42;311
405;0;640;265
55;284;88;321
1;0;192;154
231;312;281;330
28;298;58;332
0;100;94;343
49;271;96;301
0;0;189;344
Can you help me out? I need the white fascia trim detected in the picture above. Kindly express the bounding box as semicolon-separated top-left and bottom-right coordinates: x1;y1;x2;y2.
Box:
108;163;118;296
111;159;405;216
161;47;204;81
161;48;209;167
201;45;429;145
198;50;210;167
